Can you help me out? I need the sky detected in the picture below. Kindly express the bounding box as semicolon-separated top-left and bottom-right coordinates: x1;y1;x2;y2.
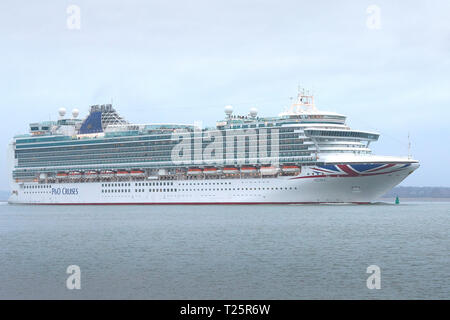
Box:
0;0;449;189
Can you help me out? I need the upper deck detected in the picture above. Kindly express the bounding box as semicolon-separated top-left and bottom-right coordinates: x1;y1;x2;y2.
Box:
10;91;388;182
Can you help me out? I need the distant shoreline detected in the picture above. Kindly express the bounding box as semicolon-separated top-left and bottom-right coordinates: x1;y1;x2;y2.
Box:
379;197;450;202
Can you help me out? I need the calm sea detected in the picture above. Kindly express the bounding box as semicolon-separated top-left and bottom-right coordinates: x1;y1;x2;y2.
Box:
0;202;448;299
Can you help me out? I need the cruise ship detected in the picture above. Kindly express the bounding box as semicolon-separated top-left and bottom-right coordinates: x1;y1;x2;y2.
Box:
8;90;419;205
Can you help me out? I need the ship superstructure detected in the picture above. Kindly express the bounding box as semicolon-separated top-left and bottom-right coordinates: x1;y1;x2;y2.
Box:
8;91;419;204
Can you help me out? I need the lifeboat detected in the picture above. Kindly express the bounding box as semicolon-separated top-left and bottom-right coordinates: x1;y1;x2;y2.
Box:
223;167;239;175
85;170;98;179
69;171;83;179
117;170;130;178
158;169;168;176
240;166;257;174
260;166;279;176
187;168;203;175
130;169;145;177
100;170;115;179
203;168;222;175
56;172;68;179
281;165;301;173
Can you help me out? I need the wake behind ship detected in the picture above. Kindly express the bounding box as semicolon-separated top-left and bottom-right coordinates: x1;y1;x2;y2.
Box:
8;91;419;205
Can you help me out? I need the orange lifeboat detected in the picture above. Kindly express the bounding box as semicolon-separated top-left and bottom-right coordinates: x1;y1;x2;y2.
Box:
223;167;239;175
260;166;279;176
187;168;203;175
69;171;83;179
117;170;130;178
56;172;69;179
281;165;301;173
100;170;115;179
85;171;98;179
240;166;257;174
203;168;222;175
130;170;145;177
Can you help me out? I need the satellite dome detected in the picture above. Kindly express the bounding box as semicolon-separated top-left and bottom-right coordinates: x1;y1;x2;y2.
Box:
224;105;233;116
72;108;79;118
58;107;66;117
249;107;258;118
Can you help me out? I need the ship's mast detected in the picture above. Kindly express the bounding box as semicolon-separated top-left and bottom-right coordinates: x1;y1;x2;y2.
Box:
283;87;317;115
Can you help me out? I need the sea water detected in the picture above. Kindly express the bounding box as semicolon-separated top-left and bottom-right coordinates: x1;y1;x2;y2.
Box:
0;202;448;299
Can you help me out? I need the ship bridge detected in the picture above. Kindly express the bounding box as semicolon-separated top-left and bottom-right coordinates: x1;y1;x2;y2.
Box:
304;128;379;141
304;128;380;157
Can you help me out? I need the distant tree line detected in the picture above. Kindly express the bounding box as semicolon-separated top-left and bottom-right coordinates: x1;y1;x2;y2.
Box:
382;186;450;198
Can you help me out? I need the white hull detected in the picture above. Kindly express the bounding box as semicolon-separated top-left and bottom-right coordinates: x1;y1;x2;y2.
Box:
8;163;418;205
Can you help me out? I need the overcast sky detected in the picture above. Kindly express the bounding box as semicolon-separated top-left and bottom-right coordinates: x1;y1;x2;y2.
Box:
1;0;449;189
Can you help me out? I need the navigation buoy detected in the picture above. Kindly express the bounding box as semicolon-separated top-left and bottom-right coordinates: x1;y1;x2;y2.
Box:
395;195;400;205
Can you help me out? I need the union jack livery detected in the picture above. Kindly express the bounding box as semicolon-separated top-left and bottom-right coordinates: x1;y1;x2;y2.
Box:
8;90;419;205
